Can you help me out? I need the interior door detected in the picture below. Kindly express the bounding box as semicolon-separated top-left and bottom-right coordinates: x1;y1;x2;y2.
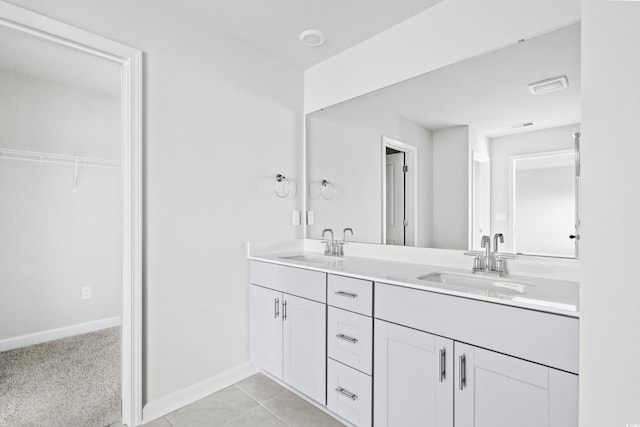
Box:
249;285;283;378
282;293;326;404
374;319;454;427
386;152;405;245
455;343;578;427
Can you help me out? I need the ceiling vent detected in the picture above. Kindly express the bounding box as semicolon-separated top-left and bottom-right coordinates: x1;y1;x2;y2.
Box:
528;76;568;95
299;30;326;47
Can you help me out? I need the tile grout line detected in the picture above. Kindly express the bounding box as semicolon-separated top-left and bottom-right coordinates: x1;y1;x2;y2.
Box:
232;384;293;427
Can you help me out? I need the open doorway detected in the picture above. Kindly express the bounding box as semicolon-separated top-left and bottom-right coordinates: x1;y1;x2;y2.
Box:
382;136;417;246
0;3;142;426
0;23;122;427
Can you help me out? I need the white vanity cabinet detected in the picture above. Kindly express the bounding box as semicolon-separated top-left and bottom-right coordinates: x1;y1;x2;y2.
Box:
326;274;374;427
454;343;578;427
249;261;327;404
374;320;454;427
374;282;579;427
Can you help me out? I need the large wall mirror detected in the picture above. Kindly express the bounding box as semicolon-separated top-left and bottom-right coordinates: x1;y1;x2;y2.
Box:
306;23;580;258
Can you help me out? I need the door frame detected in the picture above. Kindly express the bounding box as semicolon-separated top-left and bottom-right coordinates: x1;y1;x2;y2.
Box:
0;2;143;425
381;135;417;246
469;150;491;251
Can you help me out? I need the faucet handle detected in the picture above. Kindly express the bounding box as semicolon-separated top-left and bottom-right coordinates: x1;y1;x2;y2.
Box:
494;252;517;259
464;251;485;273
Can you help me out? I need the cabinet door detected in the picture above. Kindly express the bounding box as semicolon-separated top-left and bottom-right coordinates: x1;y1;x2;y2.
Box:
373;319;454;427
249;285;283;379
282;293;326;404
455;343;578;427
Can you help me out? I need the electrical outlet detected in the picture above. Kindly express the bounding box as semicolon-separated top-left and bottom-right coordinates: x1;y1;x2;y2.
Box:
81;286;91;300
307;210;315;225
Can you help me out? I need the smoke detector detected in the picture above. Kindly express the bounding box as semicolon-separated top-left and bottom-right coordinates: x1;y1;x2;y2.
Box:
528;76;569;95
299;29;326;47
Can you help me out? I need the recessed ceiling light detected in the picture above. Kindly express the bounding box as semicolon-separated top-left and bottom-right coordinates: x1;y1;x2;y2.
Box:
528;76;569;95
299;29;326;47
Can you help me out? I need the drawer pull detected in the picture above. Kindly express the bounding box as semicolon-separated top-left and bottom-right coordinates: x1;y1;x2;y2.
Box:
274;298;280;319
334;290;358;298
439;348;446;382
335;386;358;401
459;354;466;391
335;333;358;344
283;300;287;321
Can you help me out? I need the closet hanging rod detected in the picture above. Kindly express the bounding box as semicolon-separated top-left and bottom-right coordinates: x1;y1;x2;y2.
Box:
0;147;120;169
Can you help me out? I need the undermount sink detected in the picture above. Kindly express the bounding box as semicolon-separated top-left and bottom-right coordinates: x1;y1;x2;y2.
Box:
279;254;344;265
417;271;533;295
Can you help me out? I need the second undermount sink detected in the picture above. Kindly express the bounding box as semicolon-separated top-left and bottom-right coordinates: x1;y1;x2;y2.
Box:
279;254;344;265
417;271;533;295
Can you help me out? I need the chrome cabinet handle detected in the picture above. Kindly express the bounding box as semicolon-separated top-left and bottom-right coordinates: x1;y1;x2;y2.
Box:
335;333;358;344
459;355;466;390
439;348;446;382
282;300;287;321
274;298;280;319
334;291;357;298
335;387;358;401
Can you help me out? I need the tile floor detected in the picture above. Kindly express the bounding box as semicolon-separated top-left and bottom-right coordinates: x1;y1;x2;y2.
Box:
110;373;345;427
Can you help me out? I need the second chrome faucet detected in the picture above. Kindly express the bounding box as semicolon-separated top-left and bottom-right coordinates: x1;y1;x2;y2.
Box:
466;233;515;275
322;228;353;257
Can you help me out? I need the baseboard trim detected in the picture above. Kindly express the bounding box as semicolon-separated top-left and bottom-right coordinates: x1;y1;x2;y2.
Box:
0;316;122;352
142;362;258;424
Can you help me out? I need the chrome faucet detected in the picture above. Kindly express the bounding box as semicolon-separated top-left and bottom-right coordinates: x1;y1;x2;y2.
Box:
493;233;504;253
480;235;492;271
465;233;516;275
321;229;334;256
334;227;354;257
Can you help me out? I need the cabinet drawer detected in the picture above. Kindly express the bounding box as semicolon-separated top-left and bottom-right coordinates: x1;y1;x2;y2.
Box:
328;307;373;375
328;274;373;315
327;359;372;427
375;282;579;373
249;261;326;303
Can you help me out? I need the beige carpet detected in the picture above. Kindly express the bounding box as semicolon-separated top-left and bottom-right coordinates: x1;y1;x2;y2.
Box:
0;327;121;427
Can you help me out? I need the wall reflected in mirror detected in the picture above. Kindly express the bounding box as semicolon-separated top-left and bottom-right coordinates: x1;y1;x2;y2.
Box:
306;23;580;258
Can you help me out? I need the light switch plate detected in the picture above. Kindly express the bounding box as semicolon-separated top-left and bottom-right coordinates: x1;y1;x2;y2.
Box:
291;210;301;226
306;210;315;225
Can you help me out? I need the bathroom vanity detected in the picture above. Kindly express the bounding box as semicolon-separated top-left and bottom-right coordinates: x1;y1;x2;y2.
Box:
248;250;579;427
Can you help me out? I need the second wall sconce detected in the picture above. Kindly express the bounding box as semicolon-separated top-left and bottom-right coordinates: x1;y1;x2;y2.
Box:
321;179;335;200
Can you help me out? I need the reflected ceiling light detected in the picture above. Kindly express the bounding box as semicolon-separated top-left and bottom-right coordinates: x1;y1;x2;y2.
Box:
299;29;326;47
528;75;569;95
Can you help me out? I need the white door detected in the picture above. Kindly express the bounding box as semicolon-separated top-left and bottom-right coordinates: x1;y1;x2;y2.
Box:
386;152;405;245
282;293;326;404
374;320;454;427
249;285;283;379
455;343;578;427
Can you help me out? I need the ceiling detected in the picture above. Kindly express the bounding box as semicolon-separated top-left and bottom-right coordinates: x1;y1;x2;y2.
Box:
155;0;446;70
316;23;580;138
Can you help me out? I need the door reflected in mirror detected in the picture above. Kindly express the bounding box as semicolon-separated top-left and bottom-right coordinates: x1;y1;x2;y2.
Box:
306;23;581;258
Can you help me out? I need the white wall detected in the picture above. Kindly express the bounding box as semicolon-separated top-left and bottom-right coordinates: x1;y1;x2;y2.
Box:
489;124;579;252
580;0;640;424
304;0;580;113
0;69;121;339
307;101;433;246
6;0;303;404
432;126;468;249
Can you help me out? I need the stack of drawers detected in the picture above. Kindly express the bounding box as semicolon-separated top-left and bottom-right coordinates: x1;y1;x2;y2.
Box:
326;274;374;427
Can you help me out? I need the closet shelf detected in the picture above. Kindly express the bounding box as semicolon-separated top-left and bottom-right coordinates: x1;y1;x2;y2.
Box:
0;147;120;169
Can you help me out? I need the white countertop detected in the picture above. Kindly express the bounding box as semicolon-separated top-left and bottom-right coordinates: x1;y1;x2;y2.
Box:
249;251;579;318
